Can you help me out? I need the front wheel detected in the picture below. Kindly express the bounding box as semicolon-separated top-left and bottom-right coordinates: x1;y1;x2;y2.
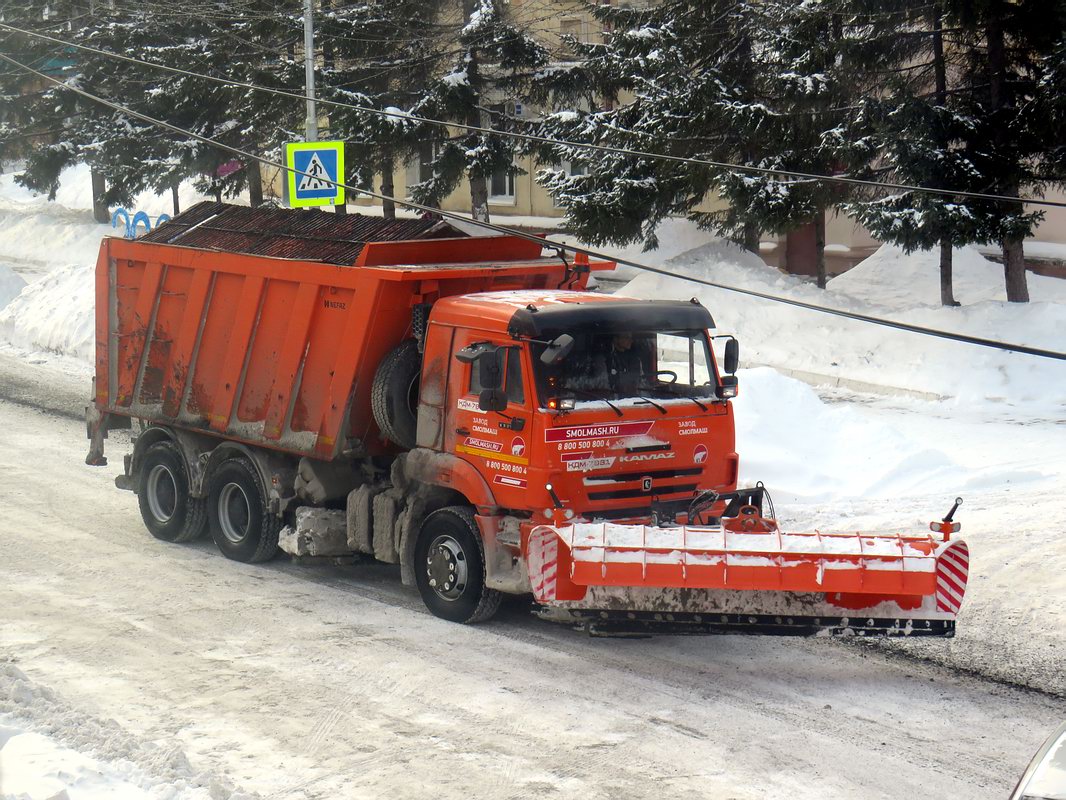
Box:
207;458;280;563
414;507;501;623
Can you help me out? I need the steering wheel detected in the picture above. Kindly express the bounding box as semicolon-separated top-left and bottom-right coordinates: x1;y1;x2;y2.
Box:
656;369;678;384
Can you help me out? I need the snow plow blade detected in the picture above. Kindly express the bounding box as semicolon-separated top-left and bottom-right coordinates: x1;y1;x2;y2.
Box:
535;607;955;638
525;498;969;638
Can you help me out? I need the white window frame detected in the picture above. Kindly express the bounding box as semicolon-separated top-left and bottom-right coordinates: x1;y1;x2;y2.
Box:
552;161;587;208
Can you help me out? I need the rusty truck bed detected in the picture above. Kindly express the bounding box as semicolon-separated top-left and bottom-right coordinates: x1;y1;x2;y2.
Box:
95;204;609;460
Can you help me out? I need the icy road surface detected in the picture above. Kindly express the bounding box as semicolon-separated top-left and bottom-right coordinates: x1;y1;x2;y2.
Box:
1;386;1064;799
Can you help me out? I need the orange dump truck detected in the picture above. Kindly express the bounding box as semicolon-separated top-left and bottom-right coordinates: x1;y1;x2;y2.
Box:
87;202;968;635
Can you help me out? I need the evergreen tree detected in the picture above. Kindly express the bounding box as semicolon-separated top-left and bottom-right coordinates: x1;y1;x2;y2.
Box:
842;3;1002;306
0;2;306;210
530;0;888;288
316;0;454;219
336;0;548;222
943;0;1065;302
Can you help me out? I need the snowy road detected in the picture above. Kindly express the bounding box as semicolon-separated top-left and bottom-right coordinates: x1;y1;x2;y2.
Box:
2;392;1065;799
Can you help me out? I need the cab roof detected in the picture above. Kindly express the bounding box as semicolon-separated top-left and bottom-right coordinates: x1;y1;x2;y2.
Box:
433;291;715;336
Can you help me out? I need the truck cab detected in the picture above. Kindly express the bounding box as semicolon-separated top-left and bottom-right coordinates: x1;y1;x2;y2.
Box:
420;291;739;528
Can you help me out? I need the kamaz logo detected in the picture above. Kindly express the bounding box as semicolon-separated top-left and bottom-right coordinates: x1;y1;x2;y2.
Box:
618;452;674;463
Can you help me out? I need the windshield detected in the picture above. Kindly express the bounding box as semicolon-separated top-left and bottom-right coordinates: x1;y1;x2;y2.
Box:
533;328;716;405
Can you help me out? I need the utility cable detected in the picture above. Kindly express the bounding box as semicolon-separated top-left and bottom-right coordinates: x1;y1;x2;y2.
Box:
0;49;1063;362
4;21;1066;210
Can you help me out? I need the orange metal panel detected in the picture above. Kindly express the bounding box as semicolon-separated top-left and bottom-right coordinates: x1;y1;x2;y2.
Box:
208;274;265;432
94;241;112;406
355;235;545;267
162;268;212;418
262;282;319;441
235;279;300;426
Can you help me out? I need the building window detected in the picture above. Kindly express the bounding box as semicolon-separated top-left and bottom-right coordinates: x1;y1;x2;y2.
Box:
488;104;516;204
560;18;586;43
490;167;516;203
418;140;438;185
552;161;587;207
406;140;439;198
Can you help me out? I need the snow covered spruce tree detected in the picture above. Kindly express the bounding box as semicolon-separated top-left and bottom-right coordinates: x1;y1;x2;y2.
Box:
530;0;886;288
842;3;1003;306
335;0;548;222
2;1;306;211
316;0;454;219
943;0;1065;303
528;1;779;256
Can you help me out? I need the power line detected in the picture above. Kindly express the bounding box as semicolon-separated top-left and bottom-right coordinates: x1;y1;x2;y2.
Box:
4;21;1066;211
0;50;1062;363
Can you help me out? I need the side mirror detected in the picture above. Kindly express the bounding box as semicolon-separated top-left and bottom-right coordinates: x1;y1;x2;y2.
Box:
540;334;575;366
724;338;739;375
479;387;508;412
455;342;504;390
478;348;504;391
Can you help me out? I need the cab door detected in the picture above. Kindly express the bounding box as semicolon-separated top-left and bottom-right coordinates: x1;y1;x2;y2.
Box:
446;331;532;494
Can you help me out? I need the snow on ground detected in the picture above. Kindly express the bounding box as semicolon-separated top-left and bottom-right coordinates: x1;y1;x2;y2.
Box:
0;262;95;362
1;398;1064;800
0;664;253;799
0;264;26;310
733;367;1048;500
831;242;1066;308
622;239;1066;411
0;165;207;369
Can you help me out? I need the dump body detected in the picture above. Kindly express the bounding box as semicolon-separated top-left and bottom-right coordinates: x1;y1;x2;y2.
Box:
93;229;596;461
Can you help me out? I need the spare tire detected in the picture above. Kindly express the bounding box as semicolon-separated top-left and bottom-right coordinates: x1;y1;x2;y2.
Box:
372;339;421;450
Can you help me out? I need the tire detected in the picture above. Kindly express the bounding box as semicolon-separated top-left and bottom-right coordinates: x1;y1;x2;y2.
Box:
136;442;207;543
371;339;421;450
414;506;502;624
206;458;280;563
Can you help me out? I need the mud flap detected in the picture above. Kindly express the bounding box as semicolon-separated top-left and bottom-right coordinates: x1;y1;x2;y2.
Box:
85;404;109;466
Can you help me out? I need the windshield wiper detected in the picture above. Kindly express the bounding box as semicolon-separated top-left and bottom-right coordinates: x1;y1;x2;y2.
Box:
655;386;708;412
634;396;668;415
567;388;624;417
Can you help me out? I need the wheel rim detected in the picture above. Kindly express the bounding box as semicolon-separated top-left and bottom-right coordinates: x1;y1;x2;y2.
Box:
218;482;251;544
426;534;468;601
407;372;420;413
146;464;178;524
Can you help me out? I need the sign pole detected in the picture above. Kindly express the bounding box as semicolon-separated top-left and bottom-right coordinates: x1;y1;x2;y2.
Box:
303;0;317;142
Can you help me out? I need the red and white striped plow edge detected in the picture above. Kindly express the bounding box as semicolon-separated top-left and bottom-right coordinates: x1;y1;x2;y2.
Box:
935;540;969;614
527;526;560;603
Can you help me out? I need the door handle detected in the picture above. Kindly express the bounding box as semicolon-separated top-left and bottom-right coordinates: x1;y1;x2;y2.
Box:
455;427;470;436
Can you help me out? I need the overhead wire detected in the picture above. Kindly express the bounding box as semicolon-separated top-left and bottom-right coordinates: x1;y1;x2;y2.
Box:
4;20;1066;210
0;49;1062;363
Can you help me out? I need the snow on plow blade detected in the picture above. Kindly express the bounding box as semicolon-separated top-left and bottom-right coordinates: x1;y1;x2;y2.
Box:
526;522;969;637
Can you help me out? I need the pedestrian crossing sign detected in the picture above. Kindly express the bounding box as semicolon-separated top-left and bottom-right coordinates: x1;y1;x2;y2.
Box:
285;141;345;208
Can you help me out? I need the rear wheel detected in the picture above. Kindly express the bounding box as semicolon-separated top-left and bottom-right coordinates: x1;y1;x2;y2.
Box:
414;506;501;623
137;442;206;543
207;458;280;563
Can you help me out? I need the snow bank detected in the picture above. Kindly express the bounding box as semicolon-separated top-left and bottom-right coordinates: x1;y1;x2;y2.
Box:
0;263;26;310
831;243;1066;309
0;664;254;799
0;164;211;363
0;261;95;361
548;216;720;280
734;367;1044;500
0;162;204;218
622;241;1066;410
